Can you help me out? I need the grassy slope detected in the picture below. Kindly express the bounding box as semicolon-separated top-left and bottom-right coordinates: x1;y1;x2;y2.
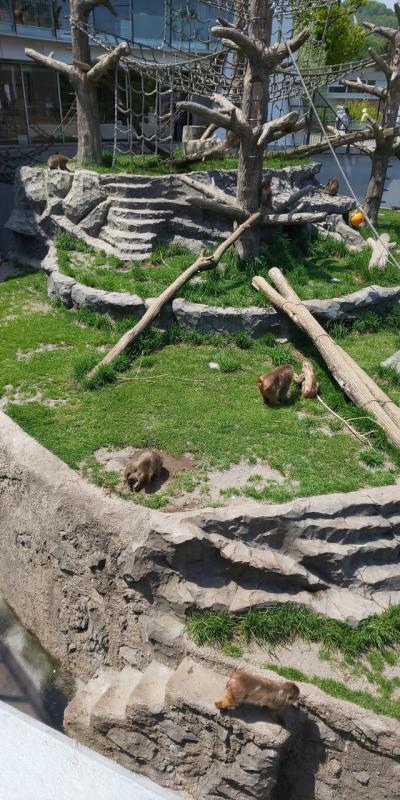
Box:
58;210;400;307
1;268;400;510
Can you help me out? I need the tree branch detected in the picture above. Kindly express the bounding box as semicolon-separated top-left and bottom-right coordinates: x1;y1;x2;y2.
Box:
257;111;299;146
368;47;392;80
177;100;249;137
88;42;129;83
362;20;396;42
25;47;74;76
340;77;387;100
395;2;400;25
177;174;237;207
77;0;117;17
211;25;262;64
262;29;310;71
268;126;396;159
212;92;243;120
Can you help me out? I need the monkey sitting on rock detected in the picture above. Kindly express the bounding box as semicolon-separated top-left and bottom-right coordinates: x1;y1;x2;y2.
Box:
47;153;71;171
323;178;339;196
215;669;300;713
124;449;163;493
257;364;294;406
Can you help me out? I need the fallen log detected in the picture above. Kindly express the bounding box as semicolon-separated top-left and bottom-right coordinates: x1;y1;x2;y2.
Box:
252;269;400;448
366;233;395;271
267;267;400;430
86;211;261;379
186;195;326;225
267;126;396;160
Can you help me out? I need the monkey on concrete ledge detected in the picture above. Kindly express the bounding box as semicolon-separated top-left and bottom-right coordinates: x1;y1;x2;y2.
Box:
215;670;300;712
47;153;70;171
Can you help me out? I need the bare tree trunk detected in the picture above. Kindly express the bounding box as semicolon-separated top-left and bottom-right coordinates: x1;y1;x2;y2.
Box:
235;0;273;259
364;148;391;225
76;78;102;164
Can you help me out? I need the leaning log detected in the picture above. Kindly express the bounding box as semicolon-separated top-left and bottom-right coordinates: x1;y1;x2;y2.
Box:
252;269;400;448
186;195;326;226
86;211;261;379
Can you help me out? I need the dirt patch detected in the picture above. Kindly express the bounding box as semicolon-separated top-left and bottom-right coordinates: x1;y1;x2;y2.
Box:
0;385;68;410
94;447;287;510
16;342;71;362
26;301;53;314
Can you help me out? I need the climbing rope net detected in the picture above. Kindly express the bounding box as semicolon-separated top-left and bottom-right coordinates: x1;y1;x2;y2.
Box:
68;0;374;165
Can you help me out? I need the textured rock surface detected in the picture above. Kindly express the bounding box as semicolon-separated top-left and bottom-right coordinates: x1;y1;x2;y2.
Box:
6;164;355;262
70;282;144;319
382;350;400;374
172;298;283;336
48;270;76;307
65;656;400;800
62;171;107;224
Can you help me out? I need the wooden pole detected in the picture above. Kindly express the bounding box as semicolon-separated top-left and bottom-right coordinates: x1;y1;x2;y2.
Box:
86;211;261;379
252;271;400;448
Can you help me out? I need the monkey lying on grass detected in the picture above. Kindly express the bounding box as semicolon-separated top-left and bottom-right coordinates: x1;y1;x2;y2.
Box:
215;669;300;713
124;449;163;493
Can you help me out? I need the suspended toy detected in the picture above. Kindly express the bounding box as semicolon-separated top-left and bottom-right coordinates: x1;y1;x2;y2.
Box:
349;209;365;227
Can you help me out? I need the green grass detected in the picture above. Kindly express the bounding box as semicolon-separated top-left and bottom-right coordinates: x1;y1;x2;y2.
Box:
1;268;400;508
265;663;400;721
59;151;310;176
186;604;400;658
55;210;400;308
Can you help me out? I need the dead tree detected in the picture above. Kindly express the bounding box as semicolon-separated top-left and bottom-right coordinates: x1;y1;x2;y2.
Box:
25;0;128;164
340;4;400;224
177;0;309;258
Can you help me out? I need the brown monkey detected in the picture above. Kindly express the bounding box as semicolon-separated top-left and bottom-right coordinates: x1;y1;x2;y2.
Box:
215;670;300;712
47;153;70;171
260;177;273;213
294;360;319;399
323;178;339;196
124;449;163;493
257;364;294;406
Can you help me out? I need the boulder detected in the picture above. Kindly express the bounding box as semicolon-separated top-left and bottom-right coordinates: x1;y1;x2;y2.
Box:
381;350;400;374
5;209;42;238
172;298;283;336
63;171;106;224
78;199;110;237
16;166;46;213
46;170;73;199
47;271;76;307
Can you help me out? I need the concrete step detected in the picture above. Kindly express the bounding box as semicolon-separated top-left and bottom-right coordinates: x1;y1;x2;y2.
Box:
107;210;167;234
111;197;187;212
354;563;400;591
109;205;175;221
64;668;115;737
295;538;400;586
91;665;142;730
292;514;395;545
105;182;176;199
126;660;174;717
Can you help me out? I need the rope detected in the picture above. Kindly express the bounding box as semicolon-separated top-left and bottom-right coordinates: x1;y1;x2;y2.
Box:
286;38;400;272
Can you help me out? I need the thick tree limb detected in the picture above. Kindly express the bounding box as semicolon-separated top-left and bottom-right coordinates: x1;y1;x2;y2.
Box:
25;48;74;76
252;271;400;448
340;78;387;100
269;126;396;159
88;42;129;83
262;29;310;71
362;20;396;41
77;0;117;17
200;123;218;142
211;25;262;64
274;185;314;212
257;111;299;146
177;174;237;207
369;47;392;80
212;92;244;122
395;2;400;25
87;212;261;377
367;233;395;270
186;195;325;226
170;132;238;168
177;100;247;136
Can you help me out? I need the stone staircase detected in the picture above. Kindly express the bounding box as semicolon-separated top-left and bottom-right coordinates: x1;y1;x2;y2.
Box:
98;174;232;261
65;656;293;800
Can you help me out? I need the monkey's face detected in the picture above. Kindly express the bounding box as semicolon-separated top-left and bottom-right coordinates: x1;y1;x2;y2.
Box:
285;682;300;703
124;466;141;492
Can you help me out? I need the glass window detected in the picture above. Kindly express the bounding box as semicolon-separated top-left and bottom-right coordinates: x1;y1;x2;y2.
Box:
0;63;28;143
93;0;132;41
133;0;164;44
22;64;62;141
14;0;54;34
54;0;71;33
0;0;13;30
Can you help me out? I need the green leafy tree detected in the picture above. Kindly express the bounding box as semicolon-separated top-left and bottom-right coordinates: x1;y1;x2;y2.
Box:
298;0;367;65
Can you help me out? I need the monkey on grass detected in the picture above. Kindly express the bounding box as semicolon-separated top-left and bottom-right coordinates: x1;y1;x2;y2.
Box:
47;153;70;171
257;364;294;406
124;449;163;493
294;359;319;399
215;670;300;713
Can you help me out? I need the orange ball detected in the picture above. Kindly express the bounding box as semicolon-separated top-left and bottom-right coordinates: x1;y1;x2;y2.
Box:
349;210;365;227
